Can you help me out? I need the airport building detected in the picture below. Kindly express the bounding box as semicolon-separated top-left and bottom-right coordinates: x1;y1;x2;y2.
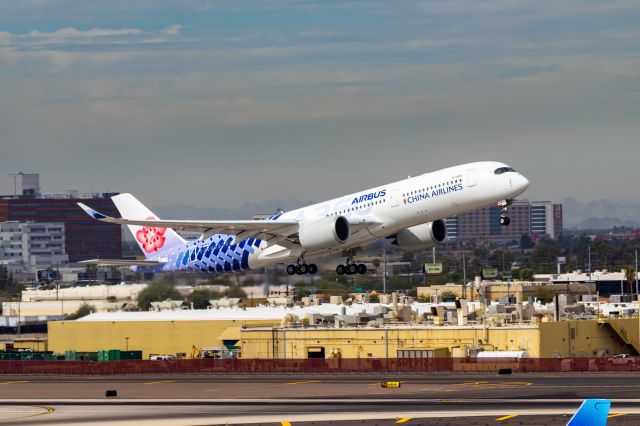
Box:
1;173;122;263
445;200;562;242
0;222;68;277
43;298;640;360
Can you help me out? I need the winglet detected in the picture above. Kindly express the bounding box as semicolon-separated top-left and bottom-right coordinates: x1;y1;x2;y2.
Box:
77;202;108;220
566;399;611;426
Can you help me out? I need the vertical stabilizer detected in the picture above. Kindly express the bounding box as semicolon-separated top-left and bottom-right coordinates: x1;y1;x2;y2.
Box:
566;399;610;426
111;193;185;260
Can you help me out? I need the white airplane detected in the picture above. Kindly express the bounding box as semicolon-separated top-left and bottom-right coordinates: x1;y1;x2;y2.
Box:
78;161;529;275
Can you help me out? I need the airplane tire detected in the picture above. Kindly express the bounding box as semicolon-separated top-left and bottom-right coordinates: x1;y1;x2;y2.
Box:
499;217;511;226
347;264;358;275
286;264;297;275
308;264;318;275
357;264;367;274
336;264;346;275
298;264;308;274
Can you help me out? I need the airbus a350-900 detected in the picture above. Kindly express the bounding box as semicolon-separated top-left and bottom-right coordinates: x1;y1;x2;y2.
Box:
78;161;529;275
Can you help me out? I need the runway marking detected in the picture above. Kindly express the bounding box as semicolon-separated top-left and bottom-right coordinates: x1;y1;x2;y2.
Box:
281;422;292;426
0;380;28;385
457;381;532;389
287;380;320;385
396;418;411;423
496;414;519;421
608;413;627;419
1;405;55;422
144;380;176;385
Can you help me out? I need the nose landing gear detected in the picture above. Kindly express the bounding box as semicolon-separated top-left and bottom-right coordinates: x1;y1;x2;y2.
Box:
497;199;512;226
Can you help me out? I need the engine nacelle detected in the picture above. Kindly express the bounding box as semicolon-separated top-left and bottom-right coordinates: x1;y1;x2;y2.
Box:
298;216;350;249
395;220;447;251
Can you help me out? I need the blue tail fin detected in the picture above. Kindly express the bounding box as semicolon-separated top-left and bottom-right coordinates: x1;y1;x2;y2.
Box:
566;399;610;426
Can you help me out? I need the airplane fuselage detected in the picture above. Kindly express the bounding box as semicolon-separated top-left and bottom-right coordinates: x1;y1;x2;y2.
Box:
140;161;529;273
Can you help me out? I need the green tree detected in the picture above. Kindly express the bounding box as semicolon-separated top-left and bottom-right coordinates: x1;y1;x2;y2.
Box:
109;266;122;283
137;279;182;310
518;268;534;281
187;288;221;309
66;303;96;320
440;290;457;302
223;285;247;299
85;263;98;282
293;282;311;299
532;287;555;304
520;234;535;249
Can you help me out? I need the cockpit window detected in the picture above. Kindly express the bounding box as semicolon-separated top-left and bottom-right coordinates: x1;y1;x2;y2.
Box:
494;167;516;175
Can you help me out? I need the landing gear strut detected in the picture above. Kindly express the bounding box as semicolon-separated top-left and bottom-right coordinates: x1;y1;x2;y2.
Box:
336;253;367;275
286;253;318;275
497;199;512;226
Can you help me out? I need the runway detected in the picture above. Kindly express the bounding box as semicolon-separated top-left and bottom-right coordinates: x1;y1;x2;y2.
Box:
1;373;639;425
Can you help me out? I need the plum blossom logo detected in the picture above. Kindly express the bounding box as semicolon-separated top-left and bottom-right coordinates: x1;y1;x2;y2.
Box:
136;216;166;253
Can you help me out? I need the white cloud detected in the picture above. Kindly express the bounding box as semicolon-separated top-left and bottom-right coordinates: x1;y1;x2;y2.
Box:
0;25;180;48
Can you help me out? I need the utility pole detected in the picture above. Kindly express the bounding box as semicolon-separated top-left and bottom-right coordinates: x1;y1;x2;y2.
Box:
462;252;467;300
382;245;387;294
635;249;640;300
432;247;436;264
588;246;592;301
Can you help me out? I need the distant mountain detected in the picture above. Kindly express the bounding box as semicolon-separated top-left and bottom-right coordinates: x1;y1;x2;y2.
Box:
562;197;640;229
153;199;313;220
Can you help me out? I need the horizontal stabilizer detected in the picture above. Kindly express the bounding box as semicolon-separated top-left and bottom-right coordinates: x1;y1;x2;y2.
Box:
79;259;166;266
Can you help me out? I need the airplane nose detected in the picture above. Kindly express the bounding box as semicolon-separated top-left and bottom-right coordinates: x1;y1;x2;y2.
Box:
519;175;530;190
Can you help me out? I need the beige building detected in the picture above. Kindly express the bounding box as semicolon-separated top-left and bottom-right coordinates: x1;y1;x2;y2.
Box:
418;282;596;304
240;318;639;359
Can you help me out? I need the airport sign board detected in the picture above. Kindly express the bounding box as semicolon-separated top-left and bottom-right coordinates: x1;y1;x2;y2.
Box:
424;263;443;275
482;268;498;279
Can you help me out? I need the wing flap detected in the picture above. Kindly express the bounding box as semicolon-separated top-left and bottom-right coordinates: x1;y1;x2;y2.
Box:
79;259;166;266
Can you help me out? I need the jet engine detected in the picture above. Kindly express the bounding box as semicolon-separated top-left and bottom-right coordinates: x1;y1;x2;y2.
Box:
298;216;350;249
393;220;447;251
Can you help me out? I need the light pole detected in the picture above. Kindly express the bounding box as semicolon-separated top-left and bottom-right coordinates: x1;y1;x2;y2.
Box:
462;252;467;300
635;249;638;300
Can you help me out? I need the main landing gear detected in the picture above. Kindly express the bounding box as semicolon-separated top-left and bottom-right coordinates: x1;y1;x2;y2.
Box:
286;253;318;275
336;255;367;275
498;199;512;226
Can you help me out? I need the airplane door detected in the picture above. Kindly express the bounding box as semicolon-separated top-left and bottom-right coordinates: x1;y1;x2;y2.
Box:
390;188;400;207
466;169;477;187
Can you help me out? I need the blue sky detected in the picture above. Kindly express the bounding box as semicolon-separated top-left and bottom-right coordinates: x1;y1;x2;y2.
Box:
1;0;639;207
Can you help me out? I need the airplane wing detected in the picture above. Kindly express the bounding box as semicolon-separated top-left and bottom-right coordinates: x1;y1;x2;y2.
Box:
77;203;299;241
79;259;166;266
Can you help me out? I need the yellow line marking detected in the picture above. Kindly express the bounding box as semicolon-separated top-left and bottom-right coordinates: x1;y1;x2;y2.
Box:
144;380;176;385
0;380;28;384
3;405;55;422
608;413;627;418
396;418;411;424
281;422;292;426
496;414;519;421
287;380;320;385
